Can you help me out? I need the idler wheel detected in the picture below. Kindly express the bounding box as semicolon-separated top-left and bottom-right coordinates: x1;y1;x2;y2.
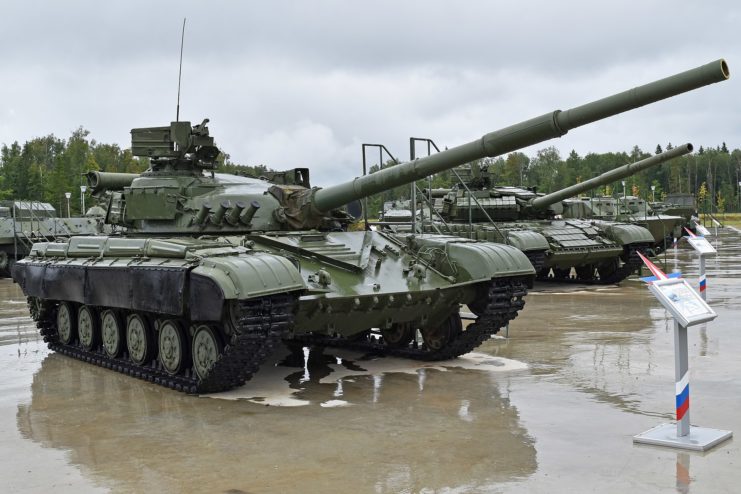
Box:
192;325;224;380
421;313;462;352
78;305;99;351
158;319;190;376
101;310;125;358
57;302;77;345
126;313;155;366
28;297;45;321
381;323;415;348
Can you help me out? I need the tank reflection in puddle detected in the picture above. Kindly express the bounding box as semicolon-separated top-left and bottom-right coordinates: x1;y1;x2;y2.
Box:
17;347;536;493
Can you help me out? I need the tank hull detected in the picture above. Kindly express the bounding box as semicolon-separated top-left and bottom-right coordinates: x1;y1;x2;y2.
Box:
12;232;534;393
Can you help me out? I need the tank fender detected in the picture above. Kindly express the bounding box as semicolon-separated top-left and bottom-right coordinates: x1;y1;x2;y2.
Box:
503;230;550;252
413;237;535;282
189;252;306;321
594;222;655;245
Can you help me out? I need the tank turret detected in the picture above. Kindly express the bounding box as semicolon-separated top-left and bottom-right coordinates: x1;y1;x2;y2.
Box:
91;60;726;233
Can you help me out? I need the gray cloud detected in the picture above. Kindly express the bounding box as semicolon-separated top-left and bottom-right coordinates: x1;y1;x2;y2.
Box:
1;0;738;187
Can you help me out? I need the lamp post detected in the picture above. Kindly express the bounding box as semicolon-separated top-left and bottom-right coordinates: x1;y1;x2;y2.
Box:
80;185;87;214
738;181;741;212
64;192;71;217
622;180;626;199
651;185;656;203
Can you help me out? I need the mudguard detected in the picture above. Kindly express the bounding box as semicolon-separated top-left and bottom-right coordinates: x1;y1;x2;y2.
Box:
502;230;550;252
592;221;655;245
413;236;535;282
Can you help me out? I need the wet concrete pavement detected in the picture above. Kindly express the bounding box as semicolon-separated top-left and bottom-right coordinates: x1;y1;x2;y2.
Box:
1;230;739;493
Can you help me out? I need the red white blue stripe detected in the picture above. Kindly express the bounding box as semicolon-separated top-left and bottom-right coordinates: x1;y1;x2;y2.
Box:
699;274;707;292
675;371;690;420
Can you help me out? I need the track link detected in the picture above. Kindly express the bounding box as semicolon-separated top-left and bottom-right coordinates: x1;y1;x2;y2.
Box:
535;243;652;285
597;243;652;284
524;250;546;274
294;277;528;361
30;294;297;394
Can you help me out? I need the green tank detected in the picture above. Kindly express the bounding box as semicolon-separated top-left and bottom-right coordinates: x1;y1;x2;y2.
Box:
423;145;692;282
650;192;698;233
0;200;102;277
12;59;729;393
562;194;685;253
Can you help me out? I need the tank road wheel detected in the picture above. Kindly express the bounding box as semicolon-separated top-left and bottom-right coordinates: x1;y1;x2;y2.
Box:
192;325;224;380
126;313;155;366
77;306;99;351
551;267;571;280
101;310;125;358
420;313;463;352
381;322;415;348
158;320;190;376
57;302;77;345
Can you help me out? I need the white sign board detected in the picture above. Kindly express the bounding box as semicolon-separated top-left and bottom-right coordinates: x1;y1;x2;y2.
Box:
648;278;717;328
687;236;716;256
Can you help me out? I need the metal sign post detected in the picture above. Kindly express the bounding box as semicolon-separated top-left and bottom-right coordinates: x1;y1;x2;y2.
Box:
634;277;732;451
686;236;716;301
711;217;721;237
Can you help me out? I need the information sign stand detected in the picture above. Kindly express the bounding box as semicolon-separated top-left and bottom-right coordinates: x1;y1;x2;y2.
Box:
686;235;716;301
633;277;732;451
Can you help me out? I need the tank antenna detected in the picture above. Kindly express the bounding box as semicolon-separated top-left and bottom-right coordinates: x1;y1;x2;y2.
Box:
176;17;186;122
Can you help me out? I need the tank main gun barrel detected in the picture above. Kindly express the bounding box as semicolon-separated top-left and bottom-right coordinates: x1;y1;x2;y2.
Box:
311;59;728;212
86;171;141;194
529;144;693;210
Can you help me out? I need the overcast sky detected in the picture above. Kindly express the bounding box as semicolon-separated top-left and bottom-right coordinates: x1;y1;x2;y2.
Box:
1;0;738;186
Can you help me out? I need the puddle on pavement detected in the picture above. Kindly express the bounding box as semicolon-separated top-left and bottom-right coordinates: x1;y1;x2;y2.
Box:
1;228;740;492
206;347;528;406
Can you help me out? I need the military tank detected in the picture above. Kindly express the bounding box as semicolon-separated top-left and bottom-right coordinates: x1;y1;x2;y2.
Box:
422;145;692;282
0;200;102;277
562;194;684;253
12;59;729;393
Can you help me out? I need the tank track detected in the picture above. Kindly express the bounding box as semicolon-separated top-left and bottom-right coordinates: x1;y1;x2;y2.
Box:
597;243;652;284
524;250;546;273
535;243;652;285
292;277;528;361
29;294;297;394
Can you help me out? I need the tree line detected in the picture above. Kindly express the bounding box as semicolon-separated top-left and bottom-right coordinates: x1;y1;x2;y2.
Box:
2;128;740;217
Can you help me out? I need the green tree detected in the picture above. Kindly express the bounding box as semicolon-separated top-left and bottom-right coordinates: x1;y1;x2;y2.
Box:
716;191;725;214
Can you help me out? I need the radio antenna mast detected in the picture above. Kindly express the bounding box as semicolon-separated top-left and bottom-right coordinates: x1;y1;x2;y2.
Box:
176;17;186;122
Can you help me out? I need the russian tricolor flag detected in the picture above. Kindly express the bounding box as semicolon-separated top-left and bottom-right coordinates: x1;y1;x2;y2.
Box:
676;372;690;421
